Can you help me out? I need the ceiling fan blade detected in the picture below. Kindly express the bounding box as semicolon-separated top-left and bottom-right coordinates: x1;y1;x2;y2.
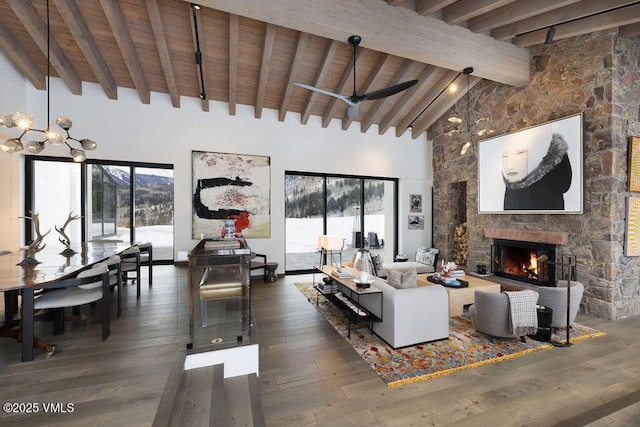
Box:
347;103;360;120
358;79;418;101
292;82;353;104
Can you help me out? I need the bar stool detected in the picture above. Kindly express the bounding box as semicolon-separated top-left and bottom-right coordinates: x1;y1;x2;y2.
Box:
137;242;153;287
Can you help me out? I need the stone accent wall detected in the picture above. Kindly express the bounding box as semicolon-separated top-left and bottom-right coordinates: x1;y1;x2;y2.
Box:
430;30;640;320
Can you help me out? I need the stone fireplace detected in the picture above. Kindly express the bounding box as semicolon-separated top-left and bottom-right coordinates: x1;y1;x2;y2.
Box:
492;239;556;287
430;32;640;320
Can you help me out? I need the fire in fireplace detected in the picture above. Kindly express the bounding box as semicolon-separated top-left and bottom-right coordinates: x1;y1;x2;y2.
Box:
492;239;556;286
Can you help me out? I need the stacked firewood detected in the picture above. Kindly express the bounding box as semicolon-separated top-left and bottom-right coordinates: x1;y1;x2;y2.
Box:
453;222;468;265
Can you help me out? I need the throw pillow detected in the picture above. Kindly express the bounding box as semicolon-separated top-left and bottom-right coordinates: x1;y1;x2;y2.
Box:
416;247;435;266
386;267;417;289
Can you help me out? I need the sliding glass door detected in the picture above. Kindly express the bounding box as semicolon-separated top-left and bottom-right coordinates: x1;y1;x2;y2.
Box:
26;157;174;262
285;172;397;273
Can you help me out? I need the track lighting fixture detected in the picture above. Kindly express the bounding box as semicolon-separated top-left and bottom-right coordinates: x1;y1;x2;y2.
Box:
545;26;556;44
191;3;207;101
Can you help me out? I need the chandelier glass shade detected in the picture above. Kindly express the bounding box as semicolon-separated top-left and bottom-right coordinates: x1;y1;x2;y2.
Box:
0;0;96;162
0;112;96;161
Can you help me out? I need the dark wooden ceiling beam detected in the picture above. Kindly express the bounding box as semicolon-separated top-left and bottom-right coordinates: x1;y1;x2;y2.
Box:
54;0;117;100
468;0;579;33
228;14;239;115
360;60;416;133
378;65;440;136
100;0;150;104
341;53;392;130
0;21;45;90
7;0;82;95
513;3;640;47
492;0;638;41
300;39;339;125
279;32;309;122
321;48;363;128
146;0;180;108
255;23;276;119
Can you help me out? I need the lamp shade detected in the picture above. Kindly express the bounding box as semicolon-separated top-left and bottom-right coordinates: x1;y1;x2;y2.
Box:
318;235;343;251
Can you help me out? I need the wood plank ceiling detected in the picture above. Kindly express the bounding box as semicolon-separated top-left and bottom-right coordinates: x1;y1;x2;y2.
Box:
1;0;639;140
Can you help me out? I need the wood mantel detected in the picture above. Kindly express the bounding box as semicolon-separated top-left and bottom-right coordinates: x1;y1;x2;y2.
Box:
484;228;569;246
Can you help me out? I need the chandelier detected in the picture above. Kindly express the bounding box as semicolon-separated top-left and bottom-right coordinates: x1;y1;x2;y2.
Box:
443;67;493;155
0;0;96;162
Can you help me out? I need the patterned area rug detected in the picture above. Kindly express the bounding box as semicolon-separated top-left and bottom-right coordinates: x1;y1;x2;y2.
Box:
294;282;606;388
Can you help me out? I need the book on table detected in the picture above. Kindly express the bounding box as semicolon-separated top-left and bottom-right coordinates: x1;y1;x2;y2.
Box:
449;270;465;277
331;268;352;279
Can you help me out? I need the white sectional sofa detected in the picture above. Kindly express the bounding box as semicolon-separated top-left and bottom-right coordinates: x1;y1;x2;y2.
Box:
358;277;449;348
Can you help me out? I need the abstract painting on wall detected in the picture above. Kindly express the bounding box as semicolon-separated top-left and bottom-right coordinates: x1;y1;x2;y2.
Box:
628;136;640;192
626;197;640;256
192;151;271;239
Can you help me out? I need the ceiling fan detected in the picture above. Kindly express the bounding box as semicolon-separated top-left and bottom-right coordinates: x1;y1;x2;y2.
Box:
293;35;418;120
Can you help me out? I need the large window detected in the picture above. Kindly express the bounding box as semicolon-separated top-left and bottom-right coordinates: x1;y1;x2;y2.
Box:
25;156;174;262
285;171;398;273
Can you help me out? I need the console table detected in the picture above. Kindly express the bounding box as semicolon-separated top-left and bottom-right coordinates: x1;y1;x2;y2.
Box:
314;265;382;338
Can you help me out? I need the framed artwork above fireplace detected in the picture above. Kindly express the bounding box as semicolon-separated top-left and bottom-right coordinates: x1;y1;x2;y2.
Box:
477;113;583;214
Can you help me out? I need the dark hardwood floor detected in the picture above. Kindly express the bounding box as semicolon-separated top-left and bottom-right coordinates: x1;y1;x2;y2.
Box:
1;266;640;426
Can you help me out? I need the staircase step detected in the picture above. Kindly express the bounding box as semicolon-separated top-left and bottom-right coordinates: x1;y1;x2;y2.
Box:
154;348;265;426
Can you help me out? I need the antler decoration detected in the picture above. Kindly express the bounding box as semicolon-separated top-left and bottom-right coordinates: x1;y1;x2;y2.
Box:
56;211;81;251
19;211;51;265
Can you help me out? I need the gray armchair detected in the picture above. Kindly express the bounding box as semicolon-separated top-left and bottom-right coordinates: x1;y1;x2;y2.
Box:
537;280;584;329
469;290;539;342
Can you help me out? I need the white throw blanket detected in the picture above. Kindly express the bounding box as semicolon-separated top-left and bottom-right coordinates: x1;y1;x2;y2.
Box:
505;290;538;336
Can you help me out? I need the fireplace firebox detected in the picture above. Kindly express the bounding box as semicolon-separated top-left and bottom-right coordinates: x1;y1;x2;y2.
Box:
492;239;556;286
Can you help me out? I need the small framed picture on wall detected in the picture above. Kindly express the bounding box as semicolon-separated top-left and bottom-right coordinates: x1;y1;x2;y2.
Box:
408;215;424;229
410;194;422;213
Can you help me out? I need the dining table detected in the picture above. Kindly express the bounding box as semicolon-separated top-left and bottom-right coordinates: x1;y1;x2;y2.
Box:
0;241;133;362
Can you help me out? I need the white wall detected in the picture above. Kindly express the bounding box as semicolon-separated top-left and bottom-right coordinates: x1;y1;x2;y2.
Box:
0;52;434;270
0;52;26;251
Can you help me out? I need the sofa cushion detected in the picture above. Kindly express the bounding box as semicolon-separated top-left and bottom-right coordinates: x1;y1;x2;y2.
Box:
387;267;417;289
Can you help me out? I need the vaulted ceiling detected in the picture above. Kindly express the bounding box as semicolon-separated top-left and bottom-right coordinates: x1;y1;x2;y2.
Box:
1;0;639;140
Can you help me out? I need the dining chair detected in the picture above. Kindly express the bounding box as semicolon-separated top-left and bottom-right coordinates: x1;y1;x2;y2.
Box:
103;255;123;317
33;263;110;340
119;246;141;298
137;242;153;287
